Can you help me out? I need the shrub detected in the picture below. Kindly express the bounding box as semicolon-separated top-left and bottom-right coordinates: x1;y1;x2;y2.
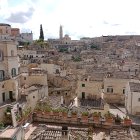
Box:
72;111;77;115
53;109;60;113
124;116;131;121
60;108;68;113
104;111;114;119
6;107;11;113
82;112;89;116
16;114;21;121
93;112;100;117
0;122;4;129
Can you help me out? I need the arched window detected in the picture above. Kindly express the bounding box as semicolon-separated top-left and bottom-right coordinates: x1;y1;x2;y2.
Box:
11;68;16;77
56;69;60;74
0;70;5;81
11;50;14;56
0;50;4;61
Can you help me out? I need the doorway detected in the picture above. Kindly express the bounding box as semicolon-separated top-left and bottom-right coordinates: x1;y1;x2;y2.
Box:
2;92;5;102
9;91;13;100
82;92;85;99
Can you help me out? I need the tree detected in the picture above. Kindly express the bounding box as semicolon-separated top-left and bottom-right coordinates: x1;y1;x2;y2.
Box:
39;24;44;41
34;39;49;48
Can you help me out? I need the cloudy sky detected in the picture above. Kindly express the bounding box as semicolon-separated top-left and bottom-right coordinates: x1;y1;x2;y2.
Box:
0;0;140;40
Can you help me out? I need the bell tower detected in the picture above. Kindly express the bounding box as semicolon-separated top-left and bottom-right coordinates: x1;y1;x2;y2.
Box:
59;25;63;40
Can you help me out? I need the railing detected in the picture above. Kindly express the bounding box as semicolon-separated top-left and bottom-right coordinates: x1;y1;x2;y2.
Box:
0;99;16;107
0;73;22;82
0;76;10;82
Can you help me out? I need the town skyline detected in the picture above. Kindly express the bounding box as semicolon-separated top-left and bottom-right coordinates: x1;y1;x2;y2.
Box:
0;19;140;139
0;0;140;40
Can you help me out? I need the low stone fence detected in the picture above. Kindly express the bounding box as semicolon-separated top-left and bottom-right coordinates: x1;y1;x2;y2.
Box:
32;111;132;129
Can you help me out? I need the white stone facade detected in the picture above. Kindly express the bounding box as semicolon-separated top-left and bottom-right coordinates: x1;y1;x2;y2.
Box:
125;80;140;115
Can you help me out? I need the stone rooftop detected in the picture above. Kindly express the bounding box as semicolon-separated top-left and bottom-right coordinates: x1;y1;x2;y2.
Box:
106;71;138;79
80;98;104;109
26;123;140;140
28;125;67;140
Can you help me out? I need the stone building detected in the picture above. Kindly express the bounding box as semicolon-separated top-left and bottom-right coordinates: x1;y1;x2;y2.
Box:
19;68;48;111
0;23;11;40
76;76;102;100
103;76;129;105
20;32;33;43
125;80;140;115
0;40;20;121
0;23;33;43
11;28;20;37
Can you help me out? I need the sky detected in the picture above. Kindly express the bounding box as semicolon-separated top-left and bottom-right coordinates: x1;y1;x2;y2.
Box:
0;0;140;40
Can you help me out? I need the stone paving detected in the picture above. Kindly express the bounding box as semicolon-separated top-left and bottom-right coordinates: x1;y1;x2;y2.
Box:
24;124;37;140
109;107;126;119
46;95;62;108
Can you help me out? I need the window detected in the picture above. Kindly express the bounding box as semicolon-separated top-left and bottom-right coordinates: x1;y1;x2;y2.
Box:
123;89;125;94
56;69;60;74
0;29;2;33
11;68;16;77
33;96;35;99
2;84;4;88
138;98;140;102
85;79;87;81
0;70;4;81
107;87;113;93
0;50;4;61
11;50;14;56
24;77;26;80
13;136;17;140
82;84;85;87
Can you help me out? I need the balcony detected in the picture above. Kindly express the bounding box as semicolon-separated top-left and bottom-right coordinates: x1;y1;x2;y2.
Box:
0;74;21;82
11;73;22;79
0;76;10;82
0;99;16;107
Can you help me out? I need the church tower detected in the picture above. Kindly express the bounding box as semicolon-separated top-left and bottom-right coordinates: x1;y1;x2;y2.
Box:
59;25;63;40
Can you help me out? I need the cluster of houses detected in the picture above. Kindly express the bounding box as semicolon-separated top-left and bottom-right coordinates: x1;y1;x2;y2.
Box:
0;23;140;139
